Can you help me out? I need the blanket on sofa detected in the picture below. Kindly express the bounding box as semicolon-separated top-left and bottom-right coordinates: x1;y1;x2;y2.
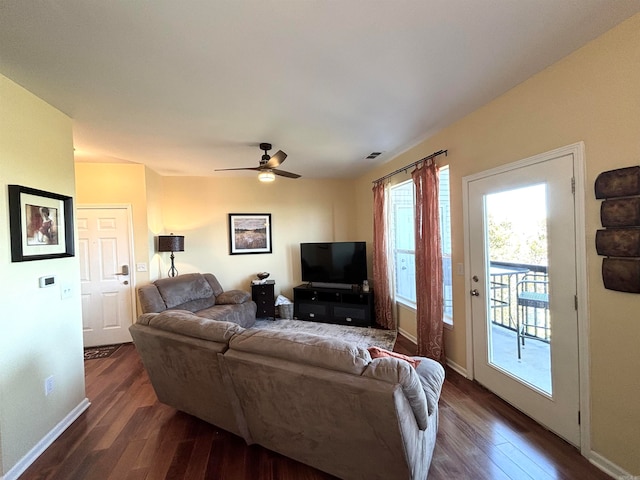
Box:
251;318;397;350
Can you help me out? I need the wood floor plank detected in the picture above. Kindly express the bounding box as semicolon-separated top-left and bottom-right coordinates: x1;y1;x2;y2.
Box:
106;438;148;480
182;426;215;479
142;432;180;480
19;339;613;480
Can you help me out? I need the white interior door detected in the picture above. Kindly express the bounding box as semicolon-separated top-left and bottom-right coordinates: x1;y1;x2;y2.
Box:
465;153;581;446
78;206;134;347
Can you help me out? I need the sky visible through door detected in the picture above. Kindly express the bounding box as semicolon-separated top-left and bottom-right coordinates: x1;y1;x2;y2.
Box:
485;183;552;394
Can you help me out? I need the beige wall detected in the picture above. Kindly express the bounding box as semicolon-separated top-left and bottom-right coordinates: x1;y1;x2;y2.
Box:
144;166;165;281
0;74;86;476
158;176;359;299
75;163;152;289
355;13;640;474
74;166;360;308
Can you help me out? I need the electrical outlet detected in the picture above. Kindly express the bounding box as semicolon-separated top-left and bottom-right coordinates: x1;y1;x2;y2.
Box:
61;283;73;299
45;375;55;396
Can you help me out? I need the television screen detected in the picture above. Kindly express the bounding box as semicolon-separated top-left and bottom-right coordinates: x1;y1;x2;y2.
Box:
300;242;367;285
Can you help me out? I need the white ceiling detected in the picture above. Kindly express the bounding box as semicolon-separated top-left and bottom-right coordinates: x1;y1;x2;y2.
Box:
1;1;639;179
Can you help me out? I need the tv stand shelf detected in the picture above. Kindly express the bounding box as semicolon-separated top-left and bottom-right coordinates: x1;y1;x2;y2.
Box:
293;284;374;327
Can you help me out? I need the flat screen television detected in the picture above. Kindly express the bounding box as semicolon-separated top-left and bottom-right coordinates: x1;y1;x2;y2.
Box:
300;242;367;287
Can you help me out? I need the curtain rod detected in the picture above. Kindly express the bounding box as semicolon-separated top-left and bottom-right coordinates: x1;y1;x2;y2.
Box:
372;149;448;184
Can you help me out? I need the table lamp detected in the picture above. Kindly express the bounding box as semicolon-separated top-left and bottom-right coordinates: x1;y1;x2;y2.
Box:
157;233;185;277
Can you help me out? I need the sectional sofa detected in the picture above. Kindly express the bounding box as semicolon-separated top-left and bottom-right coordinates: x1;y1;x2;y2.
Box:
130;308;445;480
137;272;257;327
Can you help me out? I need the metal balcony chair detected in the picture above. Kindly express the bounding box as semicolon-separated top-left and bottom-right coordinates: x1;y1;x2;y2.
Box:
516;273;550;359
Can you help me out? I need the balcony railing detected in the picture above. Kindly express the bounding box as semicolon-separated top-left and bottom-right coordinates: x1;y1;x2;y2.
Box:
489;261;550;343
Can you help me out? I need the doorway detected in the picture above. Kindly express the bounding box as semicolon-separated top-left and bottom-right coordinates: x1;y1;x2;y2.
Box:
463;144;588;448
77;206;135;347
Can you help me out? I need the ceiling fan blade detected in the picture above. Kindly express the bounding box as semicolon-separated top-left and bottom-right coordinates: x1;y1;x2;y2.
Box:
273;169;301;179
265;150;287;169
214;167;260;172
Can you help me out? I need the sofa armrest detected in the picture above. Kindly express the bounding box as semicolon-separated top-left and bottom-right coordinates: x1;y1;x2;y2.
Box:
217;289;251;305
414;358;445;416
136;312;158;325
138;284;167;313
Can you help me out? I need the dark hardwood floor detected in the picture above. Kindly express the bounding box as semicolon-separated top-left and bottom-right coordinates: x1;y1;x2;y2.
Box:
21;336;611;480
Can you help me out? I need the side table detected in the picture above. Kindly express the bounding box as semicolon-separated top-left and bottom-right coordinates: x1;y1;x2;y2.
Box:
251;280;275;320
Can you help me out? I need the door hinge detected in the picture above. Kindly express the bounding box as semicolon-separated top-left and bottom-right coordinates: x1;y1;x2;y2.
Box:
571;177;575;194
578;410;581;425
574;294;578;310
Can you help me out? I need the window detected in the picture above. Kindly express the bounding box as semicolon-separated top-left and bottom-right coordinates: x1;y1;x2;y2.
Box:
439;166;453;323
390;181;416;304
390;166;453;324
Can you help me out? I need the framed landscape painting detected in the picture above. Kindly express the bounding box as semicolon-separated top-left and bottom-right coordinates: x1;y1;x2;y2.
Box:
228;213;272;255
8;184;75;262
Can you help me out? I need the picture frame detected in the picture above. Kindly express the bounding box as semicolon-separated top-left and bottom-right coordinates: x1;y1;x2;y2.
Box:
8;185;75;262
228;213;272;255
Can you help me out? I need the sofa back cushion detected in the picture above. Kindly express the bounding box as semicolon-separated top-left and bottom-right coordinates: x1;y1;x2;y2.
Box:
138;309;244;343
363;357;429;430
229;329;371;375
138;284;168;313
203;273;225;297
155;273;214;309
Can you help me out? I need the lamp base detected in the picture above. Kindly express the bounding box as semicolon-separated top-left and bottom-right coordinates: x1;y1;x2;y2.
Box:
168;252;179;277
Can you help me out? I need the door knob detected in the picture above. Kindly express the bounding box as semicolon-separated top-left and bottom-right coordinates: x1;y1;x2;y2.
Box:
470;289;480;297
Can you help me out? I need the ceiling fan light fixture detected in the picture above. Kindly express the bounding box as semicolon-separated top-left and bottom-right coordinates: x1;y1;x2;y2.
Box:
258;170;275;182
215;142;300;179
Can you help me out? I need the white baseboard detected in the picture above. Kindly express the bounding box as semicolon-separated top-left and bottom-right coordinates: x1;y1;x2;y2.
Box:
588;450;638;479
1;398;90;480
397;328;468;377
398;327;417;344
445;358;468;378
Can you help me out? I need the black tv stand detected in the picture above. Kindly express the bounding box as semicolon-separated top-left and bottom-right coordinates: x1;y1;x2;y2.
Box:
293;284;374;327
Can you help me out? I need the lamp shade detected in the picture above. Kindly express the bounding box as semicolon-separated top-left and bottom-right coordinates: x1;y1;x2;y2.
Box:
157;234;185;252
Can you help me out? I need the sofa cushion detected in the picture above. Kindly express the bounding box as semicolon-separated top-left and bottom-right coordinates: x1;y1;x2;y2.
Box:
362;357;429;430
229;329;371;375
139;309;244;343
203;273;225;297
197;302;257;328
216;290;250;305
415;357;446;417
169;296;216;313
155;273;214;309
138;284;168;313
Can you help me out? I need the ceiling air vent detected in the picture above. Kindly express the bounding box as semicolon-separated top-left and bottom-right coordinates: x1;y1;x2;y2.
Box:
365;152;383;159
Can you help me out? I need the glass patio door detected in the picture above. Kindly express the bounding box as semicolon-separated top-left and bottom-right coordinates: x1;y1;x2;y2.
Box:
465;152;580;446
485;183;551;393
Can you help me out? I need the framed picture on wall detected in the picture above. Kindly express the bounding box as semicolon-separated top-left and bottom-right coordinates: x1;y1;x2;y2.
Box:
8;185;75;262
228;213;272;255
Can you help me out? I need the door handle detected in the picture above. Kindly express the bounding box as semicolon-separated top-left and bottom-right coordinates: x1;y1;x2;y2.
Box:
470;289;480;297
115;265;129;276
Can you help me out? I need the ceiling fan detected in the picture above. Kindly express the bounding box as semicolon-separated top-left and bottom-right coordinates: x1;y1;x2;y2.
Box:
216;143;301;181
